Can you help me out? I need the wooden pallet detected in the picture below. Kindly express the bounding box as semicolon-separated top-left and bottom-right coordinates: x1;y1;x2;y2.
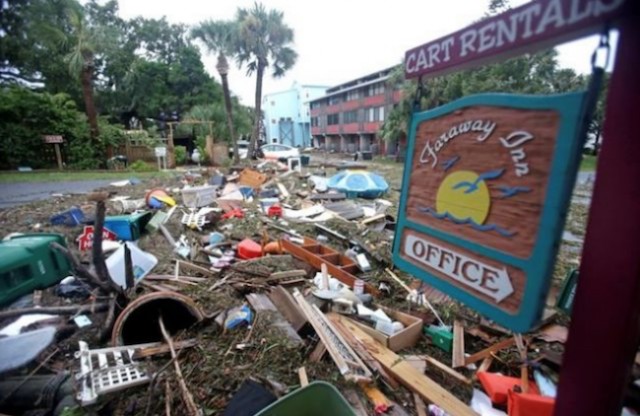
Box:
280;237;379;295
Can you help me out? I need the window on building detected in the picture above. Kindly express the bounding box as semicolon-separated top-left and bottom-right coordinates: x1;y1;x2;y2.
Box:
365;82;385;97
379;106;385;121
311;117;319;127
343;110;358;123
327;114;340;125
346;90;360;101
328;95;342;105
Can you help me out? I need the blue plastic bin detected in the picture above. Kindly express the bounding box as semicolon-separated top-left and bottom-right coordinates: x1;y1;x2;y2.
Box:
50;207;85;227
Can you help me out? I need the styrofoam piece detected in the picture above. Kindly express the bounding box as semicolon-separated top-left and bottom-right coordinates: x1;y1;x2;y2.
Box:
75;341;150;405
106;242;157;288
356;253;371;272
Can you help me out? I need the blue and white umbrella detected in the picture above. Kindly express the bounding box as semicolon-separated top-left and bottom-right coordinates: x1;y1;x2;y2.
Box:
327;170;389;199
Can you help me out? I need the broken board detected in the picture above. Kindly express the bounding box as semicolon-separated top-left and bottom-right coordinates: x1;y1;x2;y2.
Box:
332;314;478;416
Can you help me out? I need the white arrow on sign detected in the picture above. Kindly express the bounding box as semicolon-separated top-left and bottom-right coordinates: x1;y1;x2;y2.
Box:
404;234;514;303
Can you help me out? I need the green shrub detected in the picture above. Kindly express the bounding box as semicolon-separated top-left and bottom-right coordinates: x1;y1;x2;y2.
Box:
175;146;187;165
129;160;156;172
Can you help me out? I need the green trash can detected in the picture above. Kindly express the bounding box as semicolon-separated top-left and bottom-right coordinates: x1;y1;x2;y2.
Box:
0;233;72;307
255;381;356;416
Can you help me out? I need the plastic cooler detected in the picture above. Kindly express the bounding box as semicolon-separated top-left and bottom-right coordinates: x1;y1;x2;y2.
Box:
0;233;72;307
181;185;217;208
104;212;152;241
255;381;356;416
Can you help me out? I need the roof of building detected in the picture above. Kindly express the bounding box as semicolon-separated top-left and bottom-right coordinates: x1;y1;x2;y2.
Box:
309;65;400;102
263;83;331;99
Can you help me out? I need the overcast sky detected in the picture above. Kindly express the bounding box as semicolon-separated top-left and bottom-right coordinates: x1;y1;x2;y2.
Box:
117;0;617;105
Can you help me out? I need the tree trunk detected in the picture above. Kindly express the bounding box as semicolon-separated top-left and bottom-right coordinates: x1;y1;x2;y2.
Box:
218;54;239;164
80;58;99;145
249;60;265;158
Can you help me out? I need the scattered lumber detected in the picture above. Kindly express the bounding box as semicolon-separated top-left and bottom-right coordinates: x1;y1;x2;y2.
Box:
297;367;309;387
328;313;400;390
158;317;199;416
246;293;303;346
465;336;520;366
422;355;472;385
309;342;327;362
332;315;478;416
132;339;198;360
404;358;428;416
293;290;371;382
342;389;368;416
452;320;466;368
267;286;307;332
477;357;493;374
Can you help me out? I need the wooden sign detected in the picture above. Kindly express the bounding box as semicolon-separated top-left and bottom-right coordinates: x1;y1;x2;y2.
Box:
393;92;586;331
77;226;118;251
405;0;631;79
43;135;64;144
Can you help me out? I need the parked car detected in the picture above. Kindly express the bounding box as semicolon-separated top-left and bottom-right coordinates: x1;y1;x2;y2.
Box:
259;143;300;160
228;140;250;159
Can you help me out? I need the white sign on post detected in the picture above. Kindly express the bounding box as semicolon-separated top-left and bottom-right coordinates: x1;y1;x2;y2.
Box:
155;146;167;170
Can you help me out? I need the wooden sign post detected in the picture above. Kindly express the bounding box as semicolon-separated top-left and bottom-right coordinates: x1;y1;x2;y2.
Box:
398;0;639;414
394;92;586;331
43;135;64;170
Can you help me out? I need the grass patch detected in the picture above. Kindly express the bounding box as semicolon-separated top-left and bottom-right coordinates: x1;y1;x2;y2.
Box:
0;170;173;183
580;154;597;171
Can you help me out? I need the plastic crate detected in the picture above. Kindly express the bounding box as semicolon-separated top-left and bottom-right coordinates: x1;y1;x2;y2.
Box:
50;207;85;226
181;185;217;208
0;233;72;307
104;212;152;241
255;381;355;416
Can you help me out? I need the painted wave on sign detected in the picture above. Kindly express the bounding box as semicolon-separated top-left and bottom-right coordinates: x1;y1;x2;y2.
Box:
418;206;515;237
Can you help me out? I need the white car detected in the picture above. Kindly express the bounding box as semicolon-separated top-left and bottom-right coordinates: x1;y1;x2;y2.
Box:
229;140;250;159
260;144;300;160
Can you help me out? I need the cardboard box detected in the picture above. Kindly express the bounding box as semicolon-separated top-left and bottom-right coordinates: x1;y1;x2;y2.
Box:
354;305;423;352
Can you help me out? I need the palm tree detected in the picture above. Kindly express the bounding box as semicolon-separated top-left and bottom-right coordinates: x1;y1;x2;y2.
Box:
235;2;297;157
63;6;100;144
192;21;240;163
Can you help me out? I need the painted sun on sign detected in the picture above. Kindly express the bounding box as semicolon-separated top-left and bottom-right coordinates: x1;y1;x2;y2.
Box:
393;92;587;331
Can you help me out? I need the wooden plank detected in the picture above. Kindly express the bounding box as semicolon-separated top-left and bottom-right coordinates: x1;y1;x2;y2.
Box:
452;320;466;368
267;270;307;281
333;315;478;416
176;260;216;278
405;357;428;416
267;286;307;331
309;342;326;362
281;238;379;295
132;339;198;359
297;367;309;387
424;356;472;385
328;313;401;390
293;290;371;382
276;182;290;199
465;337;518;366
246;293;303;346
477;357;493;374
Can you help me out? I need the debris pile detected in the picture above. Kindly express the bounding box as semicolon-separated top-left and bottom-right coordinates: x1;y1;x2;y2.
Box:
0;156;615;416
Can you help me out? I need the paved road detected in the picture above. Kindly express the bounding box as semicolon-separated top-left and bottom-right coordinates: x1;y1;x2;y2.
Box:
0;180;113;209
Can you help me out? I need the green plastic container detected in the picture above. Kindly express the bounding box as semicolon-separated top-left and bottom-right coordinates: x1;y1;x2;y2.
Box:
425;325;454;352
255;381;356;416
0;234;72;307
